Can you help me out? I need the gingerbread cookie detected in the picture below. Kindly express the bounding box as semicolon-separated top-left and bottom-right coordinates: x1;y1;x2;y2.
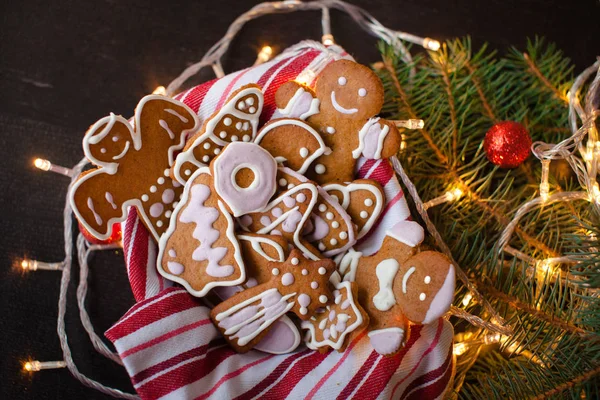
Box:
302;280;368;352
324;179;384;240
70;95;199;241
275;59;402;184
172;84;264;184
210;141;278;217
157;167;245;297
212;233;302;355
210;249;335;353
339;220;455;356
276;168;357;257
254;118;331;175
238;179;321;260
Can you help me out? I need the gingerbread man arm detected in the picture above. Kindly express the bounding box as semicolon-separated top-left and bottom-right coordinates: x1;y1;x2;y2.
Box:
353;118;402;160
275;81;320;120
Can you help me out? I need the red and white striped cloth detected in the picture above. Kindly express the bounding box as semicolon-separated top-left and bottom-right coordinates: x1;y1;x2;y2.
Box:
108;41;454;399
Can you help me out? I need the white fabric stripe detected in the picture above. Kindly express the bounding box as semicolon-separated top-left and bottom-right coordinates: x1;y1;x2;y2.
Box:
134;344;228;389
122;313;218;375
287;335;371;399
178;87;193;104
363;159;383;179
251;351;315;399
346;354;383;399
112;289;183;328
144;235;160;299
115;306;209;355
197;69;242;121
382;320;451;398
157;350;275;400
221;60;274;94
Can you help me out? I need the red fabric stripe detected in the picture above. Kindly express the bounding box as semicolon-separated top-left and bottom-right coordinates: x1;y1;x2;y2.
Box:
132;342;210;385
215;67;252;109
390;319;445;398
105;289;199;341
356;159;377;178
362;159;394;187
120;318;212;359
305;329;369;399
260;50;320;125
402;345;453;400
136;340;236;400
351;325;424;399
234;348;313;400
194;354;276;400
127;214;151;302
261;348;331;399
178;77;218;113
336;350;380;399
122;208;136;262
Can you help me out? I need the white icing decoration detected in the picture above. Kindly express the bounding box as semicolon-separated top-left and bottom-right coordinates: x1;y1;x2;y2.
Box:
216;288;296;346
156;167;246;297
276;87;320;120
318;267;326;275
202;155;210;162
237;234;286;263
386;220;425;247
254;118;329;175
315;164;326;174
141;194;149;202
360;211;369;219
424;276;431;284
105;192;117;209
358;88;367;97
165;210;172;218
330;90;358;115
220;131;227;139
214;148;221;155
319;295;328;303
224;117;232;126
422;264;455;324
338;77;347;85
373;259;400;311
339;249;363;282
302;269;308;276
318;204;327;212
86;198;102;225
402;266;416;294
332;221;339;228
364;198;373;206
165;108;189;123
299;147;309;158
325;212;334;220
159;119;175;139
243;135;250;142
353;117;389;159
291;257;299;265
419;293;426;301
330;238;338;246
339;232;347;240
272;268;280;276
319;319;327;329
100;148;106;153
164;168;170;177
157;177;165;185
326;126;335;134
279;178;287;186
311;281;319;289
156;220;163;227
235;122;242;130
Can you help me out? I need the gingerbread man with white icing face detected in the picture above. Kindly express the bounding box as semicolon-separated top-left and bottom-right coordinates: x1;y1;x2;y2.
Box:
275;59;402;184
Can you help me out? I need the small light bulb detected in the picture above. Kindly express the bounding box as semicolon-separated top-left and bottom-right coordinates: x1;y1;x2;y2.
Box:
22;360;66;372
19;259;63;271
423;38;441;51
394;119;424;129
462;293;473;307
451;187;463;200
255;46;274;65
152;86;166;95
591;183;600;204
453;342;468;356
295;69;316;86
34;158;51;171
322;34;335;46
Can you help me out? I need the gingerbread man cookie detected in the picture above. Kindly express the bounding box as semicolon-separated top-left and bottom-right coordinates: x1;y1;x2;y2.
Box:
210;249;335;353
339;220;455;356
157;166;245;297
172;84;264;184
275;59;401;184
70;95;199;241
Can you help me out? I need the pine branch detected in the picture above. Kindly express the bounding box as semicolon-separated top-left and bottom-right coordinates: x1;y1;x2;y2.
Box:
465;60;497;123
523;52;568;104
531;365;600;400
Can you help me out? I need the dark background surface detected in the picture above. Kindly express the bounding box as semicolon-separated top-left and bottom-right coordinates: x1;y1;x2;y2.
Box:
1;0;598;398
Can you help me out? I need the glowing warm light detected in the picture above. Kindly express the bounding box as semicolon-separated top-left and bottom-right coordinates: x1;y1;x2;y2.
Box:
424;185;464;209
424;38;441;51
20;259;63;271
322;34;335;46
256;46;274;64
449;187;463;200
394;119;424;130
591;183;600;204
23;360;66;372
152;86;166;95
539;159;550;202
34;158;51;171
295;69;317;86
453;342;468;356
462;293;473;307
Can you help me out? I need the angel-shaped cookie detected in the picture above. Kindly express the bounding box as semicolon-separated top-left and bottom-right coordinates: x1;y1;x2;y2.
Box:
70;95;199;241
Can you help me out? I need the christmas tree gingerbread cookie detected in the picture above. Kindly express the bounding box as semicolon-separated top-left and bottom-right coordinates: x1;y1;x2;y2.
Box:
339;220;456;356
275;59;402;184
70;95;199;242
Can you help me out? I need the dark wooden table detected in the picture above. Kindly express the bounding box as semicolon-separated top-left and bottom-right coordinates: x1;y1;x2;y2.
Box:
1;0;598;398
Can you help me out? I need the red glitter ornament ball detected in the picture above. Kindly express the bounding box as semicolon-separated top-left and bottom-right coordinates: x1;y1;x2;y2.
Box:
484;121;532;168
79;222;122;245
